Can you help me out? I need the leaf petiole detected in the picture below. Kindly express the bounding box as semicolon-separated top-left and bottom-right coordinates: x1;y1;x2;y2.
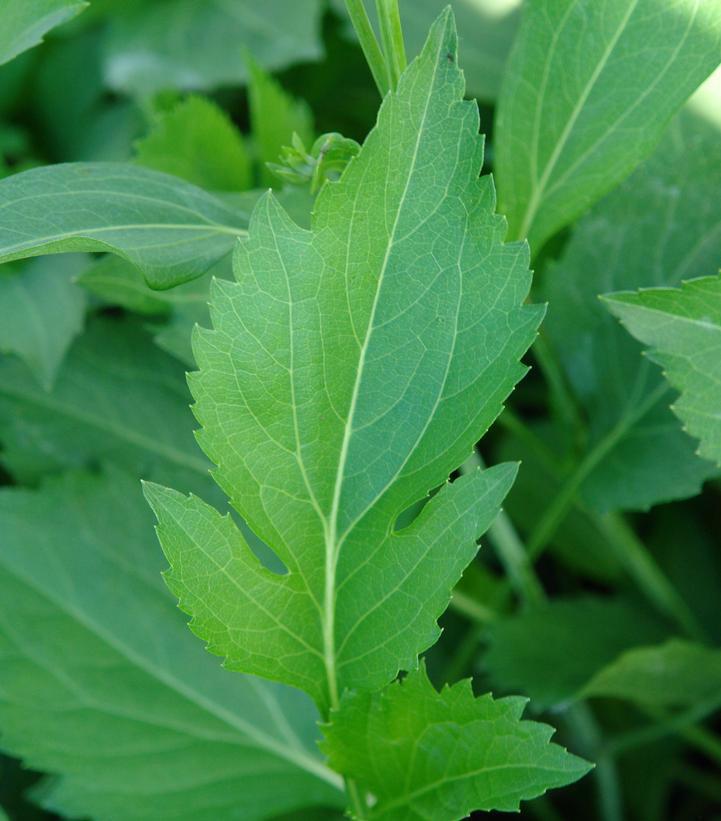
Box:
343;0;389;96
375;0;407;90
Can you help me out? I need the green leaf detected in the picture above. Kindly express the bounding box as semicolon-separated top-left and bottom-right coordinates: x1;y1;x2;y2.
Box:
496;421;624;582
104;0;324;97
0;162;248;289
247;57;314;187
321;667;591;818
135;95;253;191
582;640;721;708
0;0;87;67
77;254;177;316
0;316;211;492
146;10;542;713
0;255;86;388
0;468;343;820
483;597;670;710
334;0;522;102
544;114;721;511
496;0;721;251
77;255;221;366
604;274;721;467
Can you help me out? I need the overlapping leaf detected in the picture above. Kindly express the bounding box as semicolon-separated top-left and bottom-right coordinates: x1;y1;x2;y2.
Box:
604;275;721;466
581;640;721;708
544;114;720;511
0;468;343;820
103;0;324;96
247;57;314;187
146;11;542;713
483;597;670;710
0;255;86;388
334;0;522;102
0;163;248;288
0;316;211;494
322;667;591;819
0;0;87;67
496;0;721;251
135;96;252;192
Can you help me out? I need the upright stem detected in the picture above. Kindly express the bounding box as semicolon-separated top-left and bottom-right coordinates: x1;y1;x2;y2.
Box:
346;777;369;819
526;382;670;561
375;0;407;90
343;0;390;96
564;703;624;821
461;451;544;607
598;513;705;640
532;332;583;435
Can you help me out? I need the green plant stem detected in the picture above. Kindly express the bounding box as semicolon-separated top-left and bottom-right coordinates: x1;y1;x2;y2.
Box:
488;504;546;607
462;451;545;607
526;382;669;562
450;589;497;624
498;408;705;637
532;332;583;434
375;0;407;90
564;703;623;821
346;776;369;819
597;513;705;640
443;623;486;683
672;722;721;768
343;0;389;96
604;696;721;758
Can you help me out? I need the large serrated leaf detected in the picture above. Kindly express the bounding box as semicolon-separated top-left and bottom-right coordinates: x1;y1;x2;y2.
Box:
0;163;249;289
496;0;721;251
322;666;591;819
604;274;721;467
0;468;343;820
145;10;542;714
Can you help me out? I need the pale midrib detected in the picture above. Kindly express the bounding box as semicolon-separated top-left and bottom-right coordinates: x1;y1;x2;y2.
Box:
544;0;701;207
517;0;639;241
378;758;573;816
321;40;444;711
616;303;721;333
0;221;246;255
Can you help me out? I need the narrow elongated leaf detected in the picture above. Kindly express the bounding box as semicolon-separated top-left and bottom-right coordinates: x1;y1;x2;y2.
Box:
0;316;211;493
146;11;542;713
104;0;323;96
582;640;721;708
544;114;720;511
604;275;721;466
0;255;86;388
496;0;721;250
322;667;591;819
334;0;522;102
0;0;87;67
0;468;343;820
483;597;670;710
135;96;253;191
0;163;248;289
